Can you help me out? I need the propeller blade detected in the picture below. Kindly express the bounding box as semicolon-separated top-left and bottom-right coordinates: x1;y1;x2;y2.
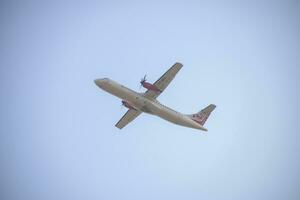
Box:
140;74;147;89
141;74;147;82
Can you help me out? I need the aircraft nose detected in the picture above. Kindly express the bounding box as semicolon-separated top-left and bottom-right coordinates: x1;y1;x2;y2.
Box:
94;78;109;87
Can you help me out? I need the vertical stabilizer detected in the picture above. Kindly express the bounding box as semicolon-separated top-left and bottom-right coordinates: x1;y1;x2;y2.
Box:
188;104;216;126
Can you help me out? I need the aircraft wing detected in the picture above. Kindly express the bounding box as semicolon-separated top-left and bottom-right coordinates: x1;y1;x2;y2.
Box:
115;109;142;129
143;62;183;99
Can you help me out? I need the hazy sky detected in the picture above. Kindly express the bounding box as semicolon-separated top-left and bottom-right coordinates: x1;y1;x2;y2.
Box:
1;1;299;200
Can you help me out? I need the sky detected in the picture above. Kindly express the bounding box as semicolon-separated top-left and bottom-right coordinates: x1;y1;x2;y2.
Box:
1;1;300;200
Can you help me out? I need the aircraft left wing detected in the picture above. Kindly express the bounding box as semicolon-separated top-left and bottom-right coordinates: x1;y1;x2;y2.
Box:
143;62;183;99
115;109;142;129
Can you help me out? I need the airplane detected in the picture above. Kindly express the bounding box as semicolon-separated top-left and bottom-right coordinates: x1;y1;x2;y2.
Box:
94;62;216;131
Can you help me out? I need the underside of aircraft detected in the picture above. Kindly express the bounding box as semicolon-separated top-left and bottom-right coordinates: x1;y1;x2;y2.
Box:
94;62;216;131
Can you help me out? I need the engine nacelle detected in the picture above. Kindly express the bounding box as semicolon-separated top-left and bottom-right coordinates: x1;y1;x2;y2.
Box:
141;81;161;93
122;100;137;110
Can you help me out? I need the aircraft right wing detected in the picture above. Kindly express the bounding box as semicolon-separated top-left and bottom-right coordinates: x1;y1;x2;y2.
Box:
115;109;142;129
143;62;183;99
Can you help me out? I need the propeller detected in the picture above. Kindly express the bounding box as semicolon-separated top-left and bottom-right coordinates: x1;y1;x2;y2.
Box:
140;74;147;89
121;100;125;110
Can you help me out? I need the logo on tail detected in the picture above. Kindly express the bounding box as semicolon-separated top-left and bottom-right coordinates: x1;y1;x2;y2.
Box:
190;104;216;126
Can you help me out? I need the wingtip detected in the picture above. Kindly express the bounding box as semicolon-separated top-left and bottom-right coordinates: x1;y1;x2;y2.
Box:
175;62;183;67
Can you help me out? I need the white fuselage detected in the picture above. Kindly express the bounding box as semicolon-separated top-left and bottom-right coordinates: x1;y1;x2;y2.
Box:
95;78;207;131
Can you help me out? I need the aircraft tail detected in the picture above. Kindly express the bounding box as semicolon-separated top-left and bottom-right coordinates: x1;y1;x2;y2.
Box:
188;104;216;126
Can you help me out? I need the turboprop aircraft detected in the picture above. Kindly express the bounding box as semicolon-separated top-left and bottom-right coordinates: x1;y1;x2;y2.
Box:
94;62;216;131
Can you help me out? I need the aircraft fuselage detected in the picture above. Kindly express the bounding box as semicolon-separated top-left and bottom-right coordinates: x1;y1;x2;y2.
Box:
95;78;207;131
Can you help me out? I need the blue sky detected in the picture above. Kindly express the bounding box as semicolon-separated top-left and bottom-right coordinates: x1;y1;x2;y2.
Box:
1;1;299;200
